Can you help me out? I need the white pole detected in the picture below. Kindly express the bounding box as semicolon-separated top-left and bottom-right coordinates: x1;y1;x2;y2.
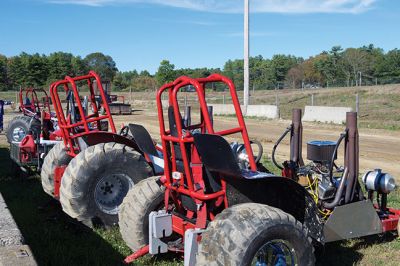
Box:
243;0;249;115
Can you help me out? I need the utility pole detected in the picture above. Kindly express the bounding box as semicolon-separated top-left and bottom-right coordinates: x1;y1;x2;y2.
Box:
243;0;249;115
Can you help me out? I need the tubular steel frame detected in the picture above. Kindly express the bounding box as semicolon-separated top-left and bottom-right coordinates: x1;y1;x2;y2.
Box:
19;87;51;118
156;74;256;214
125;74;257;263
50;71;116;157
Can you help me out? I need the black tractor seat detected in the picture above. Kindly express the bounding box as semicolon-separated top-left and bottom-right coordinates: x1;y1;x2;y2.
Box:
193;133;274;180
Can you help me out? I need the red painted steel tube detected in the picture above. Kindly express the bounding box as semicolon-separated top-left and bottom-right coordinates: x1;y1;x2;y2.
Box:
196;74;257;170
164;180;226;201
124;245;149;264
89;71;116;133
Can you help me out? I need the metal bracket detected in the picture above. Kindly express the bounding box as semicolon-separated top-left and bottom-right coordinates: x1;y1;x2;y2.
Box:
184;228;205;266
149;211;172;254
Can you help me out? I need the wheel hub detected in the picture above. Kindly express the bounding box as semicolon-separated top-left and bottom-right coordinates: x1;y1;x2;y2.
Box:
12;126;26;142
252;239;297;266
94;173;134;215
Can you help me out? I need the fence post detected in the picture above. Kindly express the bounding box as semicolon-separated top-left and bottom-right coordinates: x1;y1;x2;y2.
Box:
356;93;359;114
222;94;225;105
311;94;314;106
129;87;132;103
184;93;187;108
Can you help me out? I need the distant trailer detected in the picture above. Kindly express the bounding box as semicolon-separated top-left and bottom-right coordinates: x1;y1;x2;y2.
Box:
109;102;132;115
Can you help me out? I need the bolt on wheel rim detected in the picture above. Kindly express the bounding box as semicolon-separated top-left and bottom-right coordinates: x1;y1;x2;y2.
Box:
12;126;26;142
94;173;134;215
251;239;297;266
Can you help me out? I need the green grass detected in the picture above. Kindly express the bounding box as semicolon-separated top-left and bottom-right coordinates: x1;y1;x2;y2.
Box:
0;146;181;266
0;147;399;265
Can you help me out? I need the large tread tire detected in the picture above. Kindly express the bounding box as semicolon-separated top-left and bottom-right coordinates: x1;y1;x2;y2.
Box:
6;115;40;143
119;176;165;252
40;142;72;197
197;203;315;266
60;142;153;228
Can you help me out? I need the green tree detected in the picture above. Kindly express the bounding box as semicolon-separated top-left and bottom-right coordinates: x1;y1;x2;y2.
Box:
0;55;8;91
131;76;157;91
270;54;302;87
139;70;151;77
223;59;244;90
84;52;118;81
155;60;175;85
71;56;88;77
47;52;74;83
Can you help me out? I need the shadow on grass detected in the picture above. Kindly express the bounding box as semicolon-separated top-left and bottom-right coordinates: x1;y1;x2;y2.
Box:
0;147;182;266
317;231;398;265
0;147;124;265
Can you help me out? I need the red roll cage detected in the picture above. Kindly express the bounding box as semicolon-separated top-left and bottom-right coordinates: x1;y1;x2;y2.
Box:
50;71;116;157
19;87;51;117
156;74;256;229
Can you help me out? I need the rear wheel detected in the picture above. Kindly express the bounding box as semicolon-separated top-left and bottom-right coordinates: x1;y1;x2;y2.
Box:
196;203;315;266
6;116;40;143
40;142;71;197
60;142;152;227
119;176;165;251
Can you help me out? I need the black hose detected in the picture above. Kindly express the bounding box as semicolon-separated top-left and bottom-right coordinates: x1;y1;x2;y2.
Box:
272;126;292;170
329;131;347;184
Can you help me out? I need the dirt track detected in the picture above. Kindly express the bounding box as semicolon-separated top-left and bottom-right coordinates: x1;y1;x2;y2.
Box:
113;110;400;181
2;110;399;181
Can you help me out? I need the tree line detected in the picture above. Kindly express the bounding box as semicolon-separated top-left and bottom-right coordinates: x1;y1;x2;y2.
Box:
1;44;399;92
0;52;117;91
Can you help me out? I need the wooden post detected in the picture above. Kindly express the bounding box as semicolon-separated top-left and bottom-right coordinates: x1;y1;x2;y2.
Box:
311;94;314;106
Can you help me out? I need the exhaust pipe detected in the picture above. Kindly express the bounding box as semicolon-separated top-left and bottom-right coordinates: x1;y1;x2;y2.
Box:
290;109;304;166
344;112;359;203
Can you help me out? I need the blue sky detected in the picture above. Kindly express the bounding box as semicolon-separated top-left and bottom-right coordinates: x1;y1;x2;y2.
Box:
0;0;399;73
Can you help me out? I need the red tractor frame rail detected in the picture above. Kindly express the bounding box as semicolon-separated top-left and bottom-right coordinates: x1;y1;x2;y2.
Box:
50;71;117;157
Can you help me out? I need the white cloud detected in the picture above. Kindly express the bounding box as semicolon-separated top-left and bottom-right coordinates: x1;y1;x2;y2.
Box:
47;0;377;14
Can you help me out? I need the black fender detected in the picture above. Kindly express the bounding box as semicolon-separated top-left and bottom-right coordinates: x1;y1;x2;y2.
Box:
80;131;142;155
224;175;324;244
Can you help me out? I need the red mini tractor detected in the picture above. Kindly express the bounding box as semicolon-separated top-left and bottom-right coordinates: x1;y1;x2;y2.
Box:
6;87;55;143
41;71;163;227
119;74;399;265
8;87;61;173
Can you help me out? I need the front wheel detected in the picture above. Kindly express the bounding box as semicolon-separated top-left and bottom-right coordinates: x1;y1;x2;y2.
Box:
60;142;153;227
119;176;165;252
196;203;315;266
